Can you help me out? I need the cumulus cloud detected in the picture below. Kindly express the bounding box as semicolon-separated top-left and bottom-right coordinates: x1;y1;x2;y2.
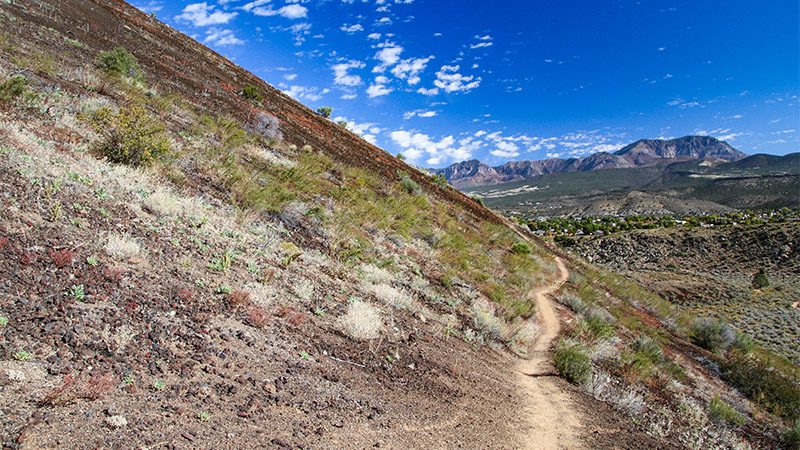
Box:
204;28;245;46
469;34;493;49
417;86;439;96
389;130;480;165
244;1;308;19
283;85;330;102
403;110;438;119
340;23;364;33
367;82;393;98
433;65;481;93
332;60;366;87
133;1;163;14
176;2;238;26
391;56;433;85
372;44;404;72
333;116;382;143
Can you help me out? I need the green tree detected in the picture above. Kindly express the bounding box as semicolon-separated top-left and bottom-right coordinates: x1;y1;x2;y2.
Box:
316;106;332;118
752;268;769;289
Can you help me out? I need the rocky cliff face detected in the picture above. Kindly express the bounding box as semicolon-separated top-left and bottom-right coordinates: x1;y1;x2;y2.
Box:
436;136;746;187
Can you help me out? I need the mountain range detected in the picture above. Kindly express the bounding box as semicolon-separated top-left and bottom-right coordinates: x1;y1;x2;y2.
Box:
434;136;747;187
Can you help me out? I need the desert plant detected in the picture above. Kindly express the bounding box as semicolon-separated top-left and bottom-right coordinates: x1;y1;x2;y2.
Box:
691;317;735;353
721;352;800;421
104;233;141;260
709;395;746;427
431;173;448;187
93;105;170;166
752;268;769;289
251;112;282;142
316;106;332;118
241;84;262;103
96;47;144;83
339;300;383;340
554;339;591;385
398;171;421;195
471;298;507;341
510;242;532;255
785;419;800;450
0;75;28;102
633;335;663;363
13;350;32;361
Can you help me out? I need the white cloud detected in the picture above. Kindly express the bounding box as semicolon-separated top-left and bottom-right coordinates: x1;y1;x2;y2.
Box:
283;73;298;81
340;23;364;33
247;2;308;19
433;65;481;93
333;116;381;143
417;86;439;96
204;28;245;46
391;56;433;85
283;85;330;102
490;140;519;158
176;2;238;26
403;109;438;119
133;1;163;14
367;32;382;40
332;60;366;87
389;130;480;165
367;82;393;98
469;34;493;49
373;44;404;72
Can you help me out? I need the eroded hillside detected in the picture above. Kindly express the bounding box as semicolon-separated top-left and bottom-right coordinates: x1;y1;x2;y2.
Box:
0;1;797;449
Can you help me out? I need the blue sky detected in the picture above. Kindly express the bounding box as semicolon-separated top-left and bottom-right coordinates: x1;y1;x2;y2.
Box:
134;0;800;167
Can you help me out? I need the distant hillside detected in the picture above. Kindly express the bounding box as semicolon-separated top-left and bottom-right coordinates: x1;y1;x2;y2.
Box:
466;152;799;217
435;136;746;187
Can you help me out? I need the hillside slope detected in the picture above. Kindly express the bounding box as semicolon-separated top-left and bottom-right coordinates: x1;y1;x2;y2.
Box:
0;1;796;448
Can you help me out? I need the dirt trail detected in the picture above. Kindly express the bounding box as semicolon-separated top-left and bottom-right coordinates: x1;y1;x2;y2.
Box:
515;257;585;449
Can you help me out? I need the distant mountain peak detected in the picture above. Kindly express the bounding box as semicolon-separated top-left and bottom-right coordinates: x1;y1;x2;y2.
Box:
435;135;746;187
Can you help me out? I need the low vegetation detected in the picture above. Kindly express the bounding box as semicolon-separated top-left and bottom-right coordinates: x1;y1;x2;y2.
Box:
553;339;591;385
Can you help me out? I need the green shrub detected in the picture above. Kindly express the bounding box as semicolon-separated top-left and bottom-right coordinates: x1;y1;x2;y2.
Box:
690;317;735;353
584;314;615;340
633;335;663;363
241;84;262;103
94;105;170;166
785;419;800;450
97;47;144;83
554;339;591;385
721;352;800;422
0;75;27;102
752;268;769;289
554;235;577;247
398;172;421;195
431;173;448;187
709;395;746;427
510;242;532;256
316;106;332;118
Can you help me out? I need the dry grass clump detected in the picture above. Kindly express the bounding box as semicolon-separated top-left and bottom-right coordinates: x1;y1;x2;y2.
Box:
470;297;508;341
143;188;182;217
362;282;414;309
104;233;141;260
339;300;383;340
359;264;394;285
244;282;276;308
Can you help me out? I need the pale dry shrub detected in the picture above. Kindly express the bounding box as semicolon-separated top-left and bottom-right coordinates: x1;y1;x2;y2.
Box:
339;300;383;340
244;282;277;308
104;233;141;260
63;65;101;91
359;264;394;285
363;282;414;309
292;278;314;301
143;188;182;217
470;297;507;341
508;320;540;356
